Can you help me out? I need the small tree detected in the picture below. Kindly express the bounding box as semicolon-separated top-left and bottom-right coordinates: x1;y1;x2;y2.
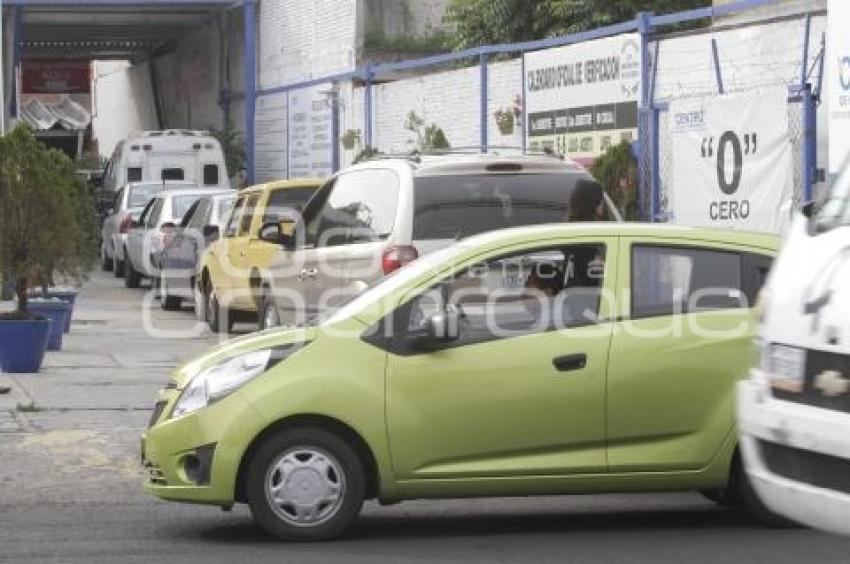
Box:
590;140;639;221
404;111;451;153
0;125;97;316
209;127;246;180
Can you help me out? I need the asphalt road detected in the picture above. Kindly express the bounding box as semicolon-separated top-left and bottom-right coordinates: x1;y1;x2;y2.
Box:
3;271;850;563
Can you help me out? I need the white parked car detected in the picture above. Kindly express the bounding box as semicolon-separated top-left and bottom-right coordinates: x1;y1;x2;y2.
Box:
738;160;850;536
123;188;230;289
101;180;197;277
101;129;229;192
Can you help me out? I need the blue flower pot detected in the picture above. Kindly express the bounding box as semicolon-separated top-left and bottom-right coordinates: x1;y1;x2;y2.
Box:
25;300;71;351
0;318;51;373
29;290;78;333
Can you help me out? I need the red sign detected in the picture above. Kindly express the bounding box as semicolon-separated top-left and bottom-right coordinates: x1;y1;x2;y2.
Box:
22;60;91;94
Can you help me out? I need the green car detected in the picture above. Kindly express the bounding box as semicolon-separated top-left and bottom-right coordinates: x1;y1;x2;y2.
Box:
142;224;779;540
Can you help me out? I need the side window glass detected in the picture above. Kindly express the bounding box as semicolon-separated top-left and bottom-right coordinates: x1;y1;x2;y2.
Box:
305;170;400;248
189;200;210;229
127;167;142;182
239;195;260;236
742;252;773;305
203;164;219;186
401;244;607;351
631;245;744;319
138;199;155;227
180;201;200;228
225;198;245;238
147;199;164;227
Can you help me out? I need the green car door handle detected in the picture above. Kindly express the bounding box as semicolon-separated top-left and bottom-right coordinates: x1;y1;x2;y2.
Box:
553;354;587;372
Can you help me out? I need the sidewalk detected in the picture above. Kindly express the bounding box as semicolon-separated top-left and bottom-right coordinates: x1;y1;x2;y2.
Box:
0;270;222;506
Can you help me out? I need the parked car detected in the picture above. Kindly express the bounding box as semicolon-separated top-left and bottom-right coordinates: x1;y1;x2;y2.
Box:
197;179;323;331
251;153;621;332
101;130;229;192
123;188;230;289
158;192;237;311
738;161;850;535
101;180;198;277
142;223;777;541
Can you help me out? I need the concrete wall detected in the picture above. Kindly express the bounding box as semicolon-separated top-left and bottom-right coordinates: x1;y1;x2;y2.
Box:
91;61;158;158
364;0;450;38
714;0;825;24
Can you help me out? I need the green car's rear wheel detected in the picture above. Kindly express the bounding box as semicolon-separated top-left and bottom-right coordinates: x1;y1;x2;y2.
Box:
246;427;365;541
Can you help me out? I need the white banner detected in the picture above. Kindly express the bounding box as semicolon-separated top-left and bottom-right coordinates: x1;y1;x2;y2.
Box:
524;33;641;162
287;85;333;179
828;0;850;175
669;90;793;233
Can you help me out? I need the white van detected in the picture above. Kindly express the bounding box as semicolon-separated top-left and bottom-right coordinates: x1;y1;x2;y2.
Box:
102;130;229;192
738;161;850;536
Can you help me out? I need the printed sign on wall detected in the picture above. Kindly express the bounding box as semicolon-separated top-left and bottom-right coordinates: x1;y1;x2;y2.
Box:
22;60;91;94
287;85;333;179
255;92;289;182
523;34;642;163
668;90;793;233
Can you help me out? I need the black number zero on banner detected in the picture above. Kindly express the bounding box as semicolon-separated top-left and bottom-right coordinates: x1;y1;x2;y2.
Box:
716;130;743;195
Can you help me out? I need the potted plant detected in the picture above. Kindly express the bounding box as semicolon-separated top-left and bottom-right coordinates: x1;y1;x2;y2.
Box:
0;125;96;370
341;129;361;151
493;107;515;136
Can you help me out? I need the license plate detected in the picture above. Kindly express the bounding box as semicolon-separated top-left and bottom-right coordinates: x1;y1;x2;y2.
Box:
768;345;806;393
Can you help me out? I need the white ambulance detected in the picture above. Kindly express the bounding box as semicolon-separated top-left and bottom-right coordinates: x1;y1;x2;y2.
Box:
738;160;850;536
102;130;229;191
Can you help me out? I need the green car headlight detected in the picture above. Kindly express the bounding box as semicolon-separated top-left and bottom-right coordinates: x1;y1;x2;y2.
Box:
172;344;304;419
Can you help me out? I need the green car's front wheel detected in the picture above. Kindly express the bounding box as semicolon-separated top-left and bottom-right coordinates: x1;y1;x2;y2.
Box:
246;427;366;541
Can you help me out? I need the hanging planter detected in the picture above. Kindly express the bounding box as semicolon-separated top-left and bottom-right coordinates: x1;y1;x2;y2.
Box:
341;129;361;151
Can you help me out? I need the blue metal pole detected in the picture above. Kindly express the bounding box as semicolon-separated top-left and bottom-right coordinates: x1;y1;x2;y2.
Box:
636;12;652;221
651;108;661;221
520;54;527;152
10;5;21;118
480;52;488;152
802;84;816;202
243;0;256;185
711;38;724;95
364;64;373;149
331;81;340;173
800;13;811;87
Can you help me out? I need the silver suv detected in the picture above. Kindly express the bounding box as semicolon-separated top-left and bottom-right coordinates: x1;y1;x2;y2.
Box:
253;153;620;329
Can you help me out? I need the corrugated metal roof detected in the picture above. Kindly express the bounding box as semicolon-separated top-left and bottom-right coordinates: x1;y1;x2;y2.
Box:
21;96;91;131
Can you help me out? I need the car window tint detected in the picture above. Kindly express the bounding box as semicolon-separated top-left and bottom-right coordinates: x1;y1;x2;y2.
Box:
216;197;236;226
263;187;317;226
146;199;164;227
127;167;142;182
137;199;155;226
203;164;219;186
128;184;162;208
161;168;184;181
411;173;598;241
188;199;211;229
225;197;245;238
304;170;399;248
180;201;201;228
239;194;261;236
631;245;744;319
399;244;607;351
172;195;201;222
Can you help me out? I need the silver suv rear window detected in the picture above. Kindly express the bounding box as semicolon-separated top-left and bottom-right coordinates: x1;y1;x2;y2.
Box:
412;173;600;240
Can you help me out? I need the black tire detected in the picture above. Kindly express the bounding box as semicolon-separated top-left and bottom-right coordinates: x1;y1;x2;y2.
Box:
258;289;279;331
206;287;233;333
246;427;366;541
124;252;141;289
114;257;125;278
101;247;113;272
160;273;182;311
